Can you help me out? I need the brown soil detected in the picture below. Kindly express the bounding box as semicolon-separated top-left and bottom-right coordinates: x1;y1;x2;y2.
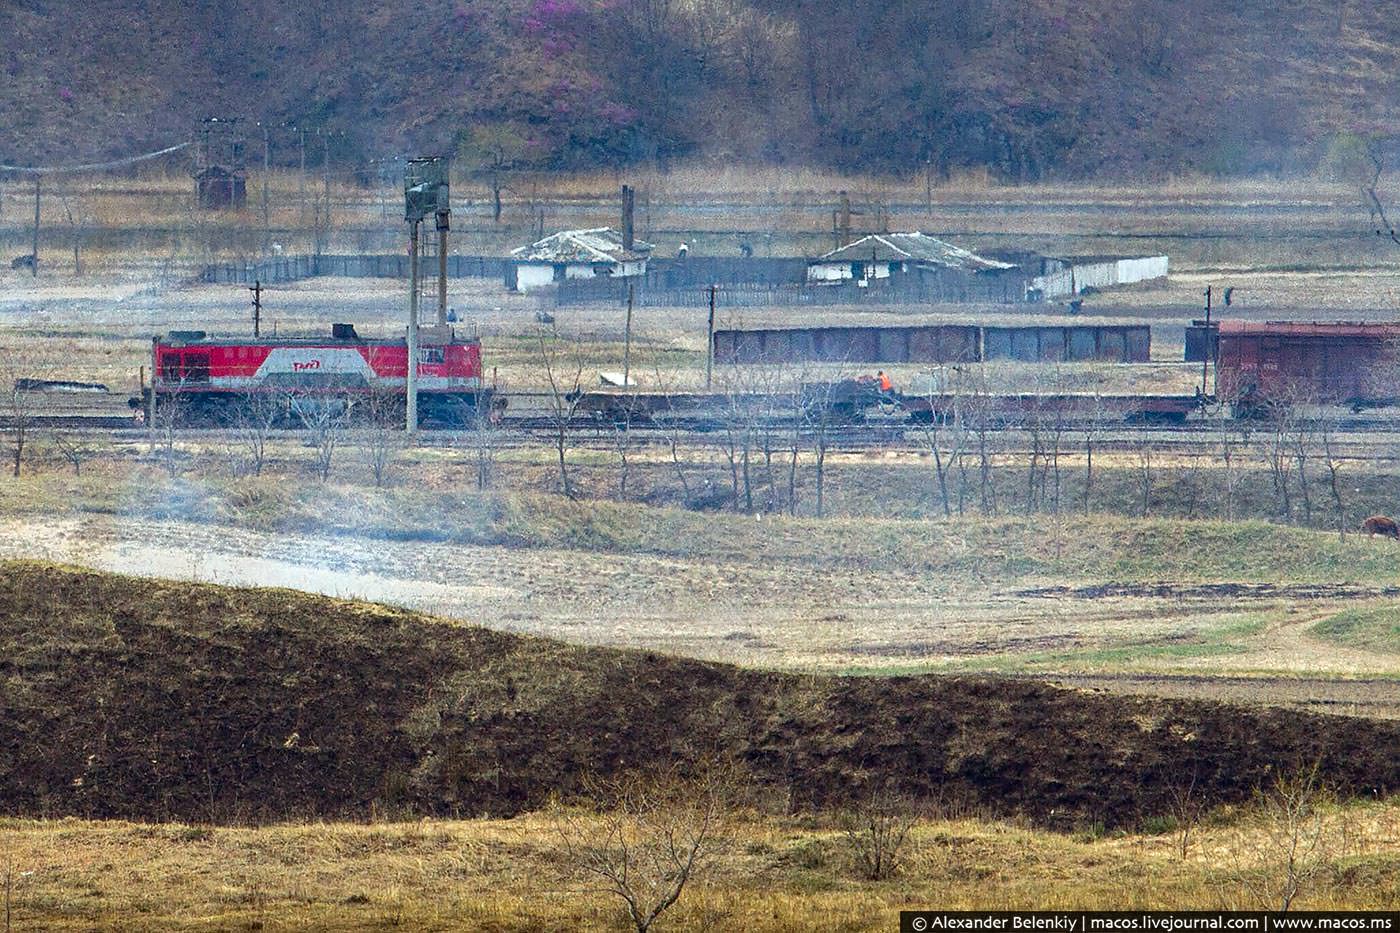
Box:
6;561;1400;831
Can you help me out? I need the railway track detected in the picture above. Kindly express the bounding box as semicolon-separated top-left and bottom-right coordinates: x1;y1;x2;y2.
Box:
22;418;1400;465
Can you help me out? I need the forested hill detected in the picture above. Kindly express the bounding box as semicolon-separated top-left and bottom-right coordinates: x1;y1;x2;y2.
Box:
4;0;1400;179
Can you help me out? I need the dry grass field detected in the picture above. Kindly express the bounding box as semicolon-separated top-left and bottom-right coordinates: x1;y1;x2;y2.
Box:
7;802;1400;930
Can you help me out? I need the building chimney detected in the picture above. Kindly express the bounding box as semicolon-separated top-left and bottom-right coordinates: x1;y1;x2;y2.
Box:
621;184;635;251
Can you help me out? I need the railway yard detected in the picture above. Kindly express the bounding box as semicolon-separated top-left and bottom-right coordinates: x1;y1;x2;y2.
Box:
12;177;1400;923
7;182;1400;711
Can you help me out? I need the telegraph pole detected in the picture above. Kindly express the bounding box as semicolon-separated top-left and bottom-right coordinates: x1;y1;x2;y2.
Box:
261;122;271;253
320;132;330;255
31;177;40;277
250;279;262;337
623;283;634;388
706;284;716;390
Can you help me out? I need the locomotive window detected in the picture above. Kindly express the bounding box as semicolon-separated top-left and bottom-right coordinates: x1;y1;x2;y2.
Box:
160;354;181;381
184;353;211;383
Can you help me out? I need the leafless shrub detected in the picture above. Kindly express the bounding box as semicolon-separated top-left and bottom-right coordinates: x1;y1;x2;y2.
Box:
554;767;730;933
536;327;589;499
1233;762;1348;911
1165;767;1206;861
49;428;96;477
839;788;918;881
359;388;403;488
290;393;349;482
229;390;285;477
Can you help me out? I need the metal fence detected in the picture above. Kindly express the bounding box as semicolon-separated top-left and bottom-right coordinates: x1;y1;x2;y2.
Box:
200;253;510;285
551;271;1030;309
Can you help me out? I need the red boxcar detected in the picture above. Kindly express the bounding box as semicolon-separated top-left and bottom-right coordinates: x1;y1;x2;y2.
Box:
146;325;489;424
1216;321;1400;411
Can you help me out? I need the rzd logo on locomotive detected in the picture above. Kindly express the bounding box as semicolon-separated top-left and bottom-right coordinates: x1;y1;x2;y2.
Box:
292;359;322;372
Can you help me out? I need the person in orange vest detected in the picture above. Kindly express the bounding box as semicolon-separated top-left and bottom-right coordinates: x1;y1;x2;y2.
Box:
877;370;894;398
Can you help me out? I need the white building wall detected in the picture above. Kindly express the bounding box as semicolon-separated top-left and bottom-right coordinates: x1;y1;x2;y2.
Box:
806;260;900;283
1029;267;1075;298
1116;255;1169;285
515;263;556;292
808;261;852;282
1069;260;1119;292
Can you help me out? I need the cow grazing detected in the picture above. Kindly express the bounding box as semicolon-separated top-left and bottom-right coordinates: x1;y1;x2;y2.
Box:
1362;515;1400;539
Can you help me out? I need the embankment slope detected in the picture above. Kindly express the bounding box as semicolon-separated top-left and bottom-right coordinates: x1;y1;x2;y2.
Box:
3;561;1398;827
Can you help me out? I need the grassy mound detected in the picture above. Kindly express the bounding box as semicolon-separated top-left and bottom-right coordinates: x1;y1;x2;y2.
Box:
5;561;1400;828
1313;606;1400;654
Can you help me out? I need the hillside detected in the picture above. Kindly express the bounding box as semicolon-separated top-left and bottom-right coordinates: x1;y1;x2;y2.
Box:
5;561;1400;827
4;1;1400;178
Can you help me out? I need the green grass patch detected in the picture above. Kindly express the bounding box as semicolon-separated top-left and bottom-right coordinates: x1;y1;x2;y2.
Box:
1312;606;1400;655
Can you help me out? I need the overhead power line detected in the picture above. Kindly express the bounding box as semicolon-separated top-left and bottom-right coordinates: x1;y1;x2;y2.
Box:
0;141;193;175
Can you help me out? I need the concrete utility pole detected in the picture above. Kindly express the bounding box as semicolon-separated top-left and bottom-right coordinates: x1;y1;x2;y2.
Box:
321;132;330;255
261;123;271;253
407;219;420;433
706;284;716;390
623;283;634;388
437;206;449;326
31;177;40;276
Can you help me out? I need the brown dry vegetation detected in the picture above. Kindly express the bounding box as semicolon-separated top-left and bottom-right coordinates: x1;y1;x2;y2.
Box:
6;801;1400;929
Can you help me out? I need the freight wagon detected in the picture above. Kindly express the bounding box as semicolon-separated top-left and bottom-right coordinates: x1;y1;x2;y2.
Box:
1215;321;1400;414
711;321;1151;365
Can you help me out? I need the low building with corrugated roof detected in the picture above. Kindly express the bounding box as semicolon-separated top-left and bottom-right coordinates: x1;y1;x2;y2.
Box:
508;227;653;292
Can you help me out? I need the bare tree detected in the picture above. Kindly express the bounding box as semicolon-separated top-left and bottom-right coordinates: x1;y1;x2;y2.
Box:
913;367;969;518
554;768;730;933
1081;393;1108;515
49;428;96;477
1318;411;1348;538
359;388;402;488
1;374;40;479
230;390;285;478
1266;397;1298;523
1165;767;1205;861
536;327;589;499
150;380;191;479
461;396;500;492
840;788;918;881
1218;417;1249;521
1136;445;1155;517
800;370;846;519
291;394;348;482
1235;762;1346;912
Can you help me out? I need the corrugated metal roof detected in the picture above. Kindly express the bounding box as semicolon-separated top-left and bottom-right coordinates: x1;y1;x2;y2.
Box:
1218;320;1400;338
816;233;1016;272
511;227;653;264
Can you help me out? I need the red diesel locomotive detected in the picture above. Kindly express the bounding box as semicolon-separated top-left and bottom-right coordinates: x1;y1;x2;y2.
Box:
140;324;492;424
